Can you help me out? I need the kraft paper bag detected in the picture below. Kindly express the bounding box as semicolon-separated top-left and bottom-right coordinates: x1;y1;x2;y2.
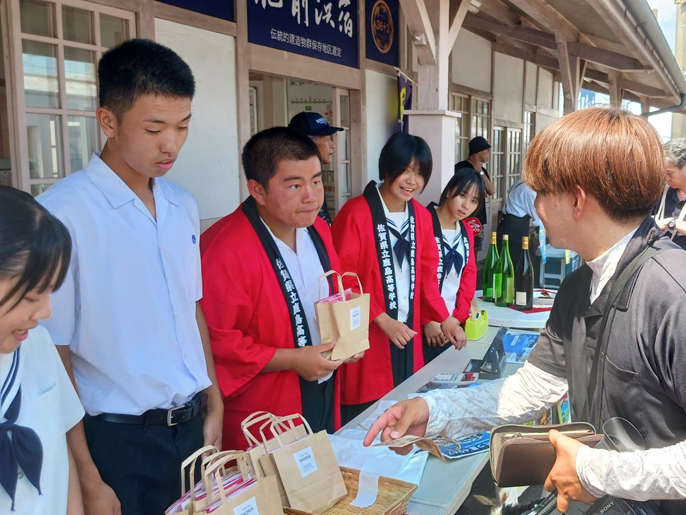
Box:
315;271;370;361
196;452;284;515
242;412;308;481
166;444;220;514
260;414;347;514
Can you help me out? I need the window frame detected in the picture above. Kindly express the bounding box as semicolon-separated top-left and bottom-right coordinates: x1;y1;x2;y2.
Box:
7;0;135;194
450;92;469;163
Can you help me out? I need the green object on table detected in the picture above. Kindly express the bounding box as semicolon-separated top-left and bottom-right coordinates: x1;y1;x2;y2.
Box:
465;310;489;340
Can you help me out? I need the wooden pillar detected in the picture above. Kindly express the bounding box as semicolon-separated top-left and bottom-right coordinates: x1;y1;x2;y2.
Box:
608;71;623;107
556;36;582;114
235;0;251;201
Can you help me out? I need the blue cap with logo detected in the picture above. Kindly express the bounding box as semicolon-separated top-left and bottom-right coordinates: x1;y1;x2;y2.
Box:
288;112;344;137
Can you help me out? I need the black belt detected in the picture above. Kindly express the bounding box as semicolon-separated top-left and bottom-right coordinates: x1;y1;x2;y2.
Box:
93;393;206;426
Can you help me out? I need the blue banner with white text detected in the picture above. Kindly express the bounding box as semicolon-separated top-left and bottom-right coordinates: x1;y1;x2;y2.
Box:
247;0;359;68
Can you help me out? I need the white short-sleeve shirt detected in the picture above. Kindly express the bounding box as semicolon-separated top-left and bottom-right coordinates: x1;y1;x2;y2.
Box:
0;326;84;515
377;185;411;323
262;222;334;383
438;224;466;313
38;154;211;416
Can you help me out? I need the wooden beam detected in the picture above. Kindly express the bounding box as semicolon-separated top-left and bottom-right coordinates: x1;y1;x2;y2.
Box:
505;0;578;41
556;36;580;114
399;0;437;65
617;78;670;98
608;71;622;106
477;0;519;26
566;42;649;72
448;0;472;49
464;15;556;49
491;42;558;70
465;15;650;72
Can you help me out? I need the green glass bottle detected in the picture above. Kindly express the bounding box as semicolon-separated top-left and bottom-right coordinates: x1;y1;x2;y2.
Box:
495;234;515;307
482;231;499;302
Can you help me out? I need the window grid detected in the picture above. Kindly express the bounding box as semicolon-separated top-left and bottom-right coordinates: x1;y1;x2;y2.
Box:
10;0;135;194
451;92;469;162
491;126;505;200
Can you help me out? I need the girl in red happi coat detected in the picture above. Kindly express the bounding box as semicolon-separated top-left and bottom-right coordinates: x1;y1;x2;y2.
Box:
332;132;466;423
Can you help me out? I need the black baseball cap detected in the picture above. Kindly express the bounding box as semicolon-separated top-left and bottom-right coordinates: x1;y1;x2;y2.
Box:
288;112;343;137
469;136;492;155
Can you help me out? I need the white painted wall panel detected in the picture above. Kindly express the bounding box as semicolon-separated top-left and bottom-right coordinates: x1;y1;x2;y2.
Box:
451;30;492;93
155;18;240;220
365;70;397;186
493;52;524;123
525;62;537;106
537;68;554;110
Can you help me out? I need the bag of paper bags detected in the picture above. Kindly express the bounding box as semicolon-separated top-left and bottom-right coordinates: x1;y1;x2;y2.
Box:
315;271;370;361
258;414;347;514
242;412;308;480
194;452;284;515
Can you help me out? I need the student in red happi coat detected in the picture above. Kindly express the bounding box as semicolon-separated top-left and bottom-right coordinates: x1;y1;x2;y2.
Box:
332;132;467;424
200;128;363;450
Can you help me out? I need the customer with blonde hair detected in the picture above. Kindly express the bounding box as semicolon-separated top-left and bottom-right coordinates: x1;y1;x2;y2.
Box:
364;108;686;514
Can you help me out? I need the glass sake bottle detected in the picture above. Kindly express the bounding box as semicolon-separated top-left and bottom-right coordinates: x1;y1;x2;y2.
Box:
514;236;534;311
482;231;499;302
495;234;515;307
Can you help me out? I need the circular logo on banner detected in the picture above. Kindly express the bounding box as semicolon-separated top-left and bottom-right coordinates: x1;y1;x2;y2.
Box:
464;217;483;236
371;0;394;54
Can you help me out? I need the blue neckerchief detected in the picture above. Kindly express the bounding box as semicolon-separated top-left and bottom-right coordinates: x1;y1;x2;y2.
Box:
0;349;44;511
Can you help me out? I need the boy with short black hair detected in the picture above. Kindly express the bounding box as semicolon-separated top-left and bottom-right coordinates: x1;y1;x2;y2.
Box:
39;38;223;515
201;127;363;451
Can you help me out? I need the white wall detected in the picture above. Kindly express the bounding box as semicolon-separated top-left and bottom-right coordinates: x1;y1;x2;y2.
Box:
537;69;554;110
155;18;240;221
524;62;537;106
493;52;524;124
365;70;398;186
451;30;492;93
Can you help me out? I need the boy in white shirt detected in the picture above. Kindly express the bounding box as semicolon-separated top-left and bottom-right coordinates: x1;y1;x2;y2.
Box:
39;39;222;515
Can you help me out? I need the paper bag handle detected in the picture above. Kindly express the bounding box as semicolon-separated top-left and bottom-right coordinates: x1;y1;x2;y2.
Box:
241;411;276;447
317;270;364;301
180;445;218;497
202;452;251;507
269;413;314;449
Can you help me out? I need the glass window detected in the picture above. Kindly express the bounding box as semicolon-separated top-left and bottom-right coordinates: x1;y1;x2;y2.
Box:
491;127;505;199
0;22;12;187
68;116;99;172
27;113;63;180
100;14;128;48
22;40;60;109
30;183;52;196
20;0;56;38
62;5;94;45
65;47;97;111
507;129;522;190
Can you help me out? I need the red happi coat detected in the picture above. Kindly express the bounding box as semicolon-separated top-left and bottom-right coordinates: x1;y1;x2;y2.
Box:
200;206;342;451
331;193;450;405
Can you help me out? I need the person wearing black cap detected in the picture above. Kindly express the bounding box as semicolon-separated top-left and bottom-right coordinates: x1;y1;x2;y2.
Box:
289;112;344;225
454;137;495;251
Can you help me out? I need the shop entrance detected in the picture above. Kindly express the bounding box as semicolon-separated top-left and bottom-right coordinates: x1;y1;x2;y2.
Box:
248;73;352;221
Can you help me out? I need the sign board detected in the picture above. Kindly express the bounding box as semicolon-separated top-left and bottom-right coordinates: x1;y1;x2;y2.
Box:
156;0;234;21
247;0;359;68
365;0;399;67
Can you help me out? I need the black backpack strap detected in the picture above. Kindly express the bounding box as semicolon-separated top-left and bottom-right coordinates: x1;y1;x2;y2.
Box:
582;242;665;423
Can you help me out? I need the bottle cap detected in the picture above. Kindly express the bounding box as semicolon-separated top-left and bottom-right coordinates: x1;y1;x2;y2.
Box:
503;234;509;241
522;236;529;249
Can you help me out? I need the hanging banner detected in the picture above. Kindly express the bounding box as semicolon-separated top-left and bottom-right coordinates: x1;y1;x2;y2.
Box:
248;0;359;69
397;74;412;133
365;0;399;67
156;0;234;21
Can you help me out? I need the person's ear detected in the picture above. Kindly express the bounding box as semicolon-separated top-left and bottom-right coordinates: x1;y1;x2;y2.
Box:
572;185;587;220
247;179;269;206
96;107;118;139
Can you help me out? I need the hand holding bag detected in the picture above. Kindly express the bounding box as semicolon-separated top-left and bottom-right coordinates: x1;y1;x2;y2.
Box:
315;271;370;361
490;422;605;488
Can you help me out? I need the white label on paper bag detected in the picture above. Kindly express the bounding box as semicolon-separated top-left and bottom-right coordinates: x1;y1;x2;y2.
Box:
350;306;361;330
233;497;258;515
293;446;318;477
